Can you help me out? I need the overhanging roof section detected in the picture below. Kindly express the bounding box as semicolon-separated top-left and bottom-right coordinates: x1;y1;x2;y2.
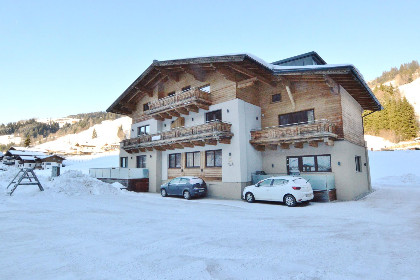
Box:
107;53;382;114
272;64;383;111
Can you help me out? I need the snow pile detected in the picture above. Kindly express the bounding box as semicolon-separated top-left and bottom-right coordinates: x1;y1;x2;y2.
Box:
46;170;123;196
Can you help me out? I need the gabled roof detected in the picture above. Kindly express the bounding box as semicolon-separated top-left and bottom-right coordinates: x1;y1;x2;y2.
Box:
272;51;327;66
107;52;382;113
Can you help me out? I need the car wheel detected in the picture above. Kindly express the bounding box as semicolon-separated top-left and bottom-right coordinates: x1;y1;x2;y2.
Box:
161;189;167;197
284;194;297;207
245;192;255;203
183;190;191;200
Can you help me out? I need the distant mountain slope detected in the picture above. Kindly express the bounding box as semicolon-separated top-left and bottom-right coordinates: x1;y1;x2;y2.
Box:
399;77;420;120
35;117;131;154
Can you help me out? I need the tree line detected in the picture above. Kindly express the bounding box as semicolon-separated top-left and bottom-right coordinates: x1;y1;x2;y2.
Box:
369;60;420;87
364;85;418;142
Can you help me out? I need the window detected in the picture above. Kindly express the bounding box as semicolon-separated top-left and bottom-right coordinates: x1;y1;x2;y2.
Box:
258;179;272;187
279;109;314;126
136;155;146;168
206;150;222;167
272;179;288;185
286;155;331;174
181;85;191;92
199;84;210;93
169;153;181;168
137;125;150;136
120;157;128;168
206;110;222;122
167;91;175;97
186;151;200;168
355;156;362;172
271;93;282;103
143;103;149;111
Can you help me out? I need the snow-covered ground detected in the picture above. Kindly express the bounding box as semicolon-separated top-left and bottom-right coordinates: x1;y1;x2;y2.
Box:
0;151;419;279
399;77;420;120
0;134;22;145
364;135;395;151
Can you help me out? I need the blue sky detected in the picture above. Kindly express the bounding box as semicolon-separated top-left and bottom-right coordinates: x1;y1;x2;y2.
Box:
1;0;419;124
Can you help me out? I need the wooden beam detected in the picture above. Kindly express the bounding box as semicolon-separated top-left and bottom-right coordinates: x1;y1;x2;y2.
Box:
191;140;205;146
216;66;237;82
205;139;217;146
254;144;266;151
175;107;189;115
134;85;153;97
152;115;164;121
237;77;258;89
324;75;340;95
228;63;276;87
309;141;319;147
218;138;231;144
167;110;180;117
121;103;136;111
196;103;209;110
156;67;179;82
186;105;199;113
154;146;166;151
324;138;334;146
294;142;304;149
280;143;290;150
267;144;278;151
181;142;194;148
145;147;154;151
183;66;206;82
159;112;171;119
139;148;146;152
171;143;184;149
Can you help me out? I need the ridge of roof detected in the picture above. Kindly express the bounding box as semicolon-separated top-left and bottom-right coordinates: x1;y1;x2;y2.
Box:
271;51;327;65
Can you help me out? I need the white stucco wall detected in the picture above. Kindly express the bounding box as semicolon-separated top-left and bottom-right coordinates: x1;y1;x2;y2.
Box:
262;140;371;200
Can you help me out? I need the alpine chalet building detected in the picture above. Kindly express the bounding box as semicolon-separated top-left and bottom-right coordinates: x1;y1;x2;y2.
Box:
107;52;381;201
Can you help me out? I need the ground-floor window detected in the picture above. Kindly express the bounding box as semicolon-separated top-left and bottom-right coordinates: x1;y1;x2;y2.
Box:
206;149;222;167
287;154;331;174
186;151;200;168
355;156;362;172
169;153;181;168
136;155;146;168
120;157;128;168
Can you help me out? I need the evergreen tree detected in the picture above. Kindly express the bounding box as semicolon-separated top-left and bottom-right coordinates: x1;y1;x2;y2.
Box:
92;128;97;139
117;125;125;140
24;135;31;147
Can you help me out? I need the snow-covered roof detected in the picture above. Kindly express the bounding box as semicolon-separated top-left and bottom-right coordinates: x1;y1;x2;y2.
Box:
18;156;37;161
9;150;47;156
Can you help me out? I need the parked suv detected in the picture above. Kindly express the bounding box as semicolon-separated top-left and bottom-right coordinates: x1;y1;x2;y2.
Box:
160;176;207;200
242;176;314;207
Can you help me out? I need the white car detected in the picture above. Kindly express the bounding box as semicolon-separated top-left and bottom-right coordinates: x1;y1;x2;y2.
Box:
243;176;314;207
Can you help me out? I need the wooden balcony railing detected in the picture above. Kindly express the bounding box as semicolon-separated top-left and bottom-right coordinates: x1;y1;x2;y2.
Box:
250;120;338;150
122;121;233;152
144;87;212;120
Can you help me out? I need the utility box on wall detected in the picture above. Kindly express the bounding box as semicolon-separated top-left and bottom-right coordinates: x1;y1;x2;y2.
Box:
52;166;60;177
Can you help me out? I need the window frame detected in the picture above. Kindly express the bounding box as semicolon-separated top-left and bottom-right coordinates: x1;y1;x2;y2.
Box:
286;154;331;174
271;93;282;103
199;84;211;93
181;85;191;92
278;109;315;126
205;109;222;123
167;91;175;97
143;103;149;112
136;155;147;168
168;153;181;169
355;156;362;172
120;157;128;168
137;125;150;136
186;151;200;168
205;149;222;167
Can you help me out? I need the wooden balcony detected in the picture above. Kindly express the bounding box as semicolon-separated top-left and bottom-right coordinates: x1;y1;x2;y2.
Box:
122;121;233;152
250;120;338;151
145;87;212;120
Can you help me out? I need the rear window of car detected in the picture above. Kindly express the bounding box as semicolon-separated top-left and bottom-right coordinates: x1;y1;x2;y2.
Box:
189;178;204;184
293;178;308;185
